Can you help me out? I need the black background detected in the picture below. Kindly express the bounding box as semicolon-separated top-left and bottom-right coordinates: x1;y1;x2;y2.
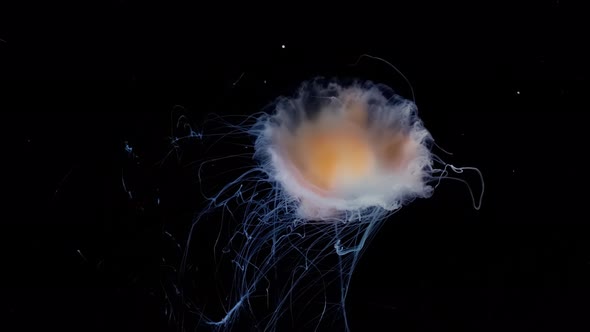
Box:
2;1;590;331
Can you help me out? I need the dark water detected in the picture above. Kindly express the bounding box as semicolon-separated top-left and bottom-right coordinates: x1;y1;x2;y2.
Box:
2;2;589;331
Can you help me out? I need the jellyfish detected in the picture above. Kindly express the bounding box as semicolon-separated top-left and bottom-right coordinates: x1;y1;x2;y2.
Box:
175;75;483;332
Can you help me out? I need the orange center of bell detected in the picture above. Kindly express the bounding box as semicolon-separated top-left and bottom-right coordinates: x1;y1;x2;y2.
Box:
299;127;372;190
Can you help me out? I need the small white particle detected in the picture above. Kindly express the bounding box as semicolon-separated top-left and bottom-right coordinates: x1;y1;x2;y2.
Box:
281;44;285;49
232;72;245;86
77;249;87;262
516;91;520;95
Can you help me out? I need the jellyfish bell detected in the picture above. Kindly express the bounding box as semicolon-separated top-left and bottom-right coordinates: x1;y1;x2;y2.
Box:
257;79;436;220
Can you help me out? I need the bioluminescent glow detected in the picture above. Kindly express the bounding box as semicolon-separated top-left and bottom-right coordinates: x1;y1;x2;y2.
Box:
175;76;483;331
